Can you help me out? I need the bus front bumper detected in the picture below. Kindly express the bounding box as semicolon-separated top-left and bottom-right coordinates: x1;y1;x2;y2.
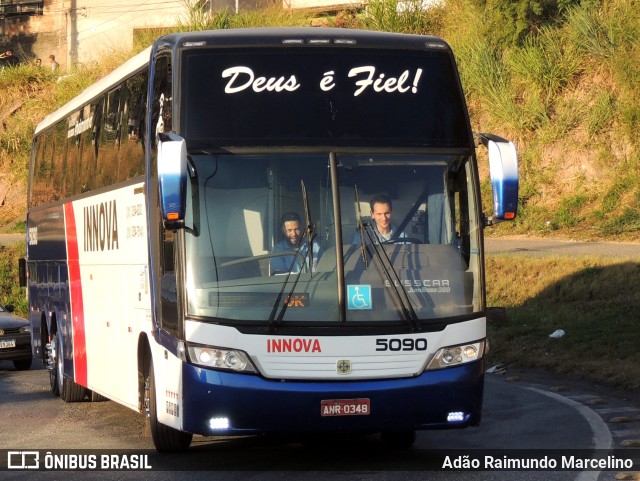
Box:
181;361;484;436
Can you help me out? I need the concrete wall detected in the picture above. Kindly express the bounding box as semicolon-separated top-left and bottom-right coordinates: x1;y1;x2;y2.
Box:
1;0;187;68
1;0;280;67
282;0;360;9
62;0;185;66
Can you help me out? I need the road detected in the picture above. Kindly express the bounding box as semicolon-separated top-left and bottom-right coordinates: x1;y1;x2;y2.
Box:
485;236;640;259
1;360;639;480
0;233;22;247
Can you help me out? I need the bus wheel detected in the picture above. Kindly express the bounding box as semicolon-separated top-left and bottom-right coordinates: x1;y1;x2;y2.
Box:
55;332;85;402
145;359;192;452
381;430;416;449
47;333;60;396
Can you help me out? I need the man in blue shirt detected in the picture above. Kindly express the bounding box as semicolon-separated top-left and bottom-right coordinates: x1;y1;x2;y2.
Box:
270;212;322;275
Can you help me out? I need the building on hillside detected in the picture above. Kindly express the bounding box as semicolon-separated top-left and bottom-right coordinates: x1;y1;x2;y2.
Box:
0;0;444;68
1;0;294;68
282;0;361;10
1;0;188;69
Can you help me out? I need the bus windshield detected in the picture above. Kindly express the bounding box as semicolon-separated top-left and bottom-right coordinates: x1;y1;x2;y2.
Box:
184;153;482;326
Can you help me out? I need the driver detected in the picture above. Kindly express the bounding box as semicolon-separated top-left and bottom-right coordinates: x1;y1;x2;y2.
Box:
353;193;407;244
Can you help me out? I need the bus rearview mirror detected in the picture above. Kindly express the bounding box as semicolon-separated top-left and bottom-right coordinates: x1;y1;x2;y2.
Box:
157;133;187;227
477;133;519;225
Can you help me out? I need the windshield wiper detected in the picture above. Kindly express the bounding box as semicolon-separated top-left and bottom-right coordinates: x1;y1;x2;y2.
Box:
363;224;419;329
354;185;369;269
354;188;418;329
302;180;316;277
267;180;316;333
266;231;307;333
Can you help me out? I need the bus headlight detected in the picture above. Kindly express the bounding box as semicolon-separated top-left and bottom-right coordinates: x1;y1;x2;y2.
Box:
187;344;257;374
425;341;485;371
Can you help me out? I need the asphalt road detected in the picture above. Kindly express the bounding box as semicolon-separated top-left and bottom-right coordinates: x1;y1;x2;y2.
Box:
485;236;640;259
1;360;640;480
0;233;22;247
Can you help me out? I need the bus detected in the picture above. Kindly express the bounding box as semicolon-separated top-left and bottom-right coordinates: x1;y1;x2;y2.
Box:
22;28;518;452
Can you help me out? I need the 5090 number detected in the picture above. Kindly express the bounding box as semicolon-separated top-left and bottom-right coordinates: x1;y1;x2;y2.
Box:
375;338;428;351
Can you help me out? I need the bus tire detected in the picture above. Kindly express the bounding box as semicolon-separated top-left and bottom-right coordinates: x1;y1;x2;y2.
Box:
146;358;192;452
381;430;416;448
55;332;85;402
44;333;62;396
48;331;60;397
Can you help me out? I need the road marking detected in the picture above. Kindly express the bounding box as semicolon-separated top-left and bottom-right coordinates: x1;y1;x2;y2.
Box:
527;387;613;481
611;428;640;438
592;407;640;414
568;394;602;402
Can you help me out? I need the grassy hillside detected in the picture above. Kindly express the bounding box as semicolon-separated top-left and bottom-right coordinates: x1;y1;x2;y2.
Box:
1;0;638;239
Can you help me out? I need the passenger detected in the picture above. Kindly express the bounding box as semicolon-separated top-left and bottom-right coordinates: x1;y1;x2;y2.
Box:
48;54;60;73
1;49;20;68
270;212;322;275
353;193;407;244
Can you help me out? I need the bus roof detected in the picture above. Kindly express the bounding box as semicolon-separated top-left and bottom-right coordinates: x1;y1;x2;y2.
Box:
33;46;151;136
155;27;451;52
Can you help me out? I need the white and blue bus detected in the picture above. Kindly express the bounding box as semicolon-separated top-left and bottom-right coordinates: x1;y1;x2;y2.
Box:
23;28;518;451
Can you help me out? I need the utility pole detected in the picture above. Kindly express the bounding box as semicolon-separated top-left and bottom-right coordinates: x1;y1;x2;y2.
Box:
66;0;78;66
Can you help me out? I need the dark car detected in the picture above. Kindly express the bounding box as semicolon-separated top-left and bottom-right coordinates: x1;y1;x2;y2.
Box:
0;304;32;370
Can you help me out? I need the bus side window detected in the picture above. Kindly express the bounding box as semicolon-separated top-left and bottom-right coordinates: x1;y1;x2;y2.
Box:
98;87;121;186
65;111;82;197
160;229;179;336
162;232;174;273
52;120;67;202
452;169;471;265
152;55;172;138
79;101;100;193
42;131;56;203
119;70;147;181
30;133;48;207
28;134;45;207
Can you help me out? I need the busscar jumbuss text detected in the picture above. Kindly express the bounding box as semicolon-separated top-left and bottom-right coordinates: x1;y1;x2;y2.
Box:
22;28;518;451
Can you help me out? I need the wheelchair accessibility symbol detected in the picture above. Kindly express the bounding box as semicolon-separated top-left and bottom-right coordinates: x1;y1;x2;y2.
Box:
347;285;372;310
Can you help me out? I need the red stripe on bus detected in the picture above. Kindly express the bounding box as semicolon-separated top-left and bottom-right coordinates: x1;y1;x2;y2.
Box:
64;202;88;386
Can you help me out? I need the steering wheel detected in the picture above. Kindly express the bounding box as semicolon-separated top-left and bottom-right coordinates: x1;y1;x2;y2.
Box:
383;237;423;244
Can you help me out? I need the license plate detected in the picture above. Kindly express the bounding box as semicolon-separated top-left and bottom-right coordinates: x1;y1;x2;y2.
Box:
321;398;370;417
0;339;16;349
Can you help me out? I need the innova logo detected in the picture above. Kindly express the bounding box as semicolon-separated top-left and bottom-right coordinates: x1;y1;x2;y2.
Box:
266;338;322;353
84;200;119;252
